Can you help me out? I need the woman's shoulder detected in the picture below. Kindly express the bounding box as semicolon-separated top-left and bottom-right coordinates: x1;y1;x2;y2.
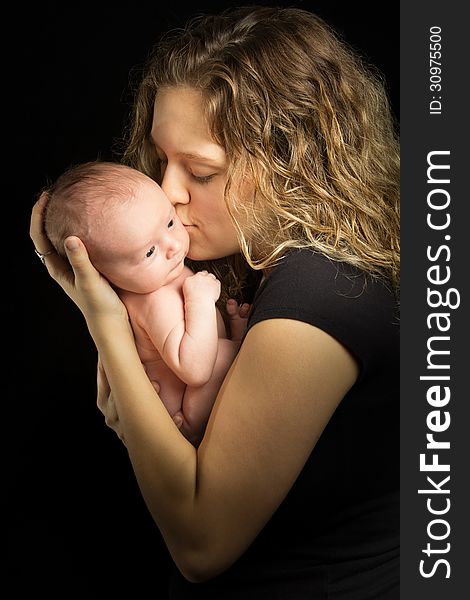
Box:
247;249;399;376
252;249;397;315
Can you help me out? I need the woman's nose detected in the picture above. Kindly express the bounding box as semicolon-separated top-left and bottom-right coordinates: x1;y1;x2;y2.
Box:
161;167;190;206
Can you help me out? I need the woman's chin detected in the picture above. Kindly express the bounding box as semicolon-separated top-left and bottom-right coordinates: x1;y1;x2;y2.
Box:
185;249;202;261
186;248;231;262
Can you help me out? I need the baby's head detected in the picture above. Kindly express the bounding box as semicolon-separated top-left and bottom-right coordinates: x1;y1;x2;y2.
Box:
44;161;190;293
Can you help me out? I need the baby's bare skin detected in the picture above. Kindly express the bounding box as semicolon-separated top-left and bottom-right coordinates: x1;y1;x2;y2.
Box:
45;164;248;446
121;265;240;446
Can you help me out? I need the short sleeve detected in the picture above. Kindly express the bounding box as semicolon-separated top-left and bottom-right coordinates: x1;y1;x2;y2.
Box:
246;250;399;380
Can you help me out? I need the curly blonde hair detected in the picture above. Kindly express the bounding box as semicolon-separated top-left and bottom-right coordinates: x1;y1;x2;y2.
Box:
121;6;400;302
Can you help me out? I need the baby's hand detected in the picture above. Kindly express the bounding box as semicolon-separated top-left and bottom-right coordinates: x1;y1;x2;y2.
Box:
226;299;251;342
183;270;221;303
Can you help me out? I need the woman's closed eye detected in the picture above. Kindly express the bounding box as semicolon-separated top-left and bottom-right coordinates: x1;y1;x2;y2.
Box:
191;173;215;184
156;151;216;184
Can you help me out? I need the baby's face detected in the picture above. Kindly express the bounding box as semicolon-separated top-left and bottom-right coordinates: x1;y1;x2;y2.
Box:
93;179;189;293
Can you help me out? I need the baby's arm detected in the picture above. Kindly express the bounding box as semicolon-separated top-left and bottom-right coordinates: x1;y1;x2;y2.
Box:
141;271;221;387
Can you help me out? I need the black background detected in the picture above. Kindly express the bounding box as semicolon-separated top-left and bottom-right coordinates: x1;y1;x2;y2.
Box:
11;2;398;598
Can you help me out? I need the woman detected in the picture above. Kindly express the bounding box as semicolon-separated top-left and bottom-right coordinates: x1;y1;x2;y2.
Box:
31;6;400;599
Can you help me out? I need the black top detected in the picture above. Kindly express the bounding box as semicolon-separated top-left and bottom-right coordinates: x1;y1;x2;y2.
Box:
169;250;400;599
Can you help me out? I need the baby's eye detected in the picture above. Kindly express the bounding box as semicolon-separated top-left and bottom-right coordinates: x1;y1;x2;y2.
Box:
167;219;174;228
146;245;155;258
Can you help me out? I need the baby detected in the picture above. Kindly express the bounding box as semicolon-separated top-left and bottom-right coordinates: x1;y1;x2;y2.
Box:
44;161;245;446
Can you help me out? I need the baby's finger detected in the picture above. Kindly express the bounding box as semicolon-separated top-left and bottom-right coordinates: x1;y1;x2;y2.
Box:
239;303;251;318
226;298;239;316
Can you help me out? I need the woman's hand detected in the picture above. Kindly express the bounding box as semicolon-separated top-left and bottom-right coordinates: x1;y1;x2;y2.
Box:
30;192;128;324
96;356;126;445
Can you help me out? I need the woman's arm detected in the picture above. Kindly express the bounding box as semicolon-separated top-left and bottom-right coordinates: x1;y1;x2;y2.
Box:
100;316;357;583
31;198;358;582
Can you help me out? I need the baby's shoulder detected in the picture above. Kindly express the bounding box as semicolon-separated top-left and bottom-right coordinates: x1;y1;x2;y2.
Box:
118;289;156;319
119;266;194;317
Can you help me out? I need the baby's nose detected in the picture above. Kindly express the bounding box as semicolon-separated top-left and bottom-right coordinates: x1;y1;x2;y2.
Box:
166;235;182;259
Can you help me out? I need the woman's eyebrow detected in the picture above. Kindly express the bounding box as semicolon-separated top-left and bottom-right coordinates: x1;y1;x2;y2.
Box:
151;138;224;164
176;151;212;161
177;151;228;166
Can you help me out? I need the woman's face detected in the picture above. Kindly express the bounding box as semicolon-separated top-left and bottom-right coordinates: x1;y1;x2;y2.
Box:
151;87;241;261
